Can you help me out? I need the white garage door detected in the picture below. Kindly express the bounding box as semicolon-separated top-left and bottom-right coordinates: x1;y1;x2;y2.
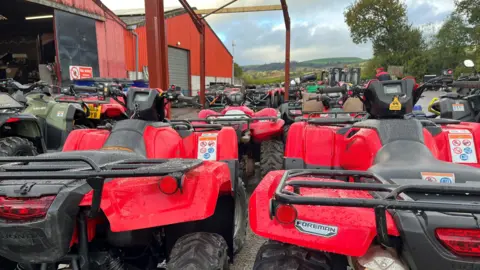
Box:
168;46;189;92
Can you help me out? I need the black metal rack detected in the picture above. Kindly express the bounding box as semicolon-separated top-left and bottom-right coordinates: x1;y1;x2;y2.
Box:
271;169;480;246
0;156;203;217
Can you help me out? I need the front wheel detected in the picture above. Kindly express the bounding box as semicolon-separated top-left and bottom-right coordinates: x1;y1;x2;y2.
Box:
260;139;284;177
167;232;229;270
253;241;342;270
0;137;38;157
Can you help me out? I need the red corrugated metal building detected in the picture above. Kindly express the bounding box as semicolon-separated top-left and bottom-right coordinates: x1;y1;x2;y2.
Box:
119;8;233;95
0;0;128;84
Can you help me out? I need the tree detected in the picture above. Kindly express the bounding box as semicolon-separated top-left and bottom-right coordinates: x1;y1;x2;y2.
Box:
455;0;480;62
344;0;408;54
233;62;243;78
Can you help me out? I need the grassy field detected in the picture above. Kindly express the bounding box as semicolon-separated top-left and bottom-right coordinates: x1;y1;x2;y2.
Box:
301;57;365;65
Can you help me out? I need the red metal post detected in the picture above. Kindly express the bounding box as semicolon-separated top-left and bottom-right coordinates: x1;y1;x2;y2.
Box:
280;0;290;101
200;23;206;107
144;0;171;118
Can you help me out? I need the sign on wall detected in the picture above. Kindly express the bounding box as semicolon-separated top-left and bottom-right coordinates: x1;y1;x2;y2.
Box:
69;66;93;80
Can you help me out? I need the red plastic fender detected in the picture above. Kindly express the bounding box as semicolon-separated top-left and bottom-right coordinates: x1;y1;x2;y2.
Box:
144;126;186;158
221;106;255;116
434;123;480;168
79;161;232;232
341;129;382;171
249;171;399;257
198;109;220;119
250;108;284;142
63;129;110;151
285;122;308;159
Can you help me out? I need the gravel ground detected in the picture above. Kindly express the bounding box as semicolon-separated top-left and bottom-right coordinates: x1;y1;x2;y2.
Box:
170;90;443;269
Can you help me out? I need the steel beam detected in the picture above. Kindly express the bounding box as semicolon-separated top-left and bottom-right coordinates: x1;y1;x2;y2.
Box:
144;0;170;118
195;5;282;14
281;0;290;101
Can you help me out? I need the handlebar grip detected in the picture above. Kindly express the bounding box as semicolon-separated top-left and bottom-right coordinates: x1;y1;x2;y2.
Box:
318;86;347;94
452;81;480;89
178;95;193;102
71;85;99;93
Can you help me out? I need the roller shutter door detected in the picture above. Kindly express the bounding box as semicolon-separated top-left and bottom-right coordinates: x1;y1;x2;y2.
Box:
168;47;189;91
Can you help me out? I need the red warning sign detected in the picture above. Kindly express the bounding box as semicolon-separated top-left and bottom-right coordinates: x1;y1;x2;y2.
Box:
452;140;461;146
69;66;93;80
463;140;472;146
208;141;215;147
200;141;207;147
453;147;463;154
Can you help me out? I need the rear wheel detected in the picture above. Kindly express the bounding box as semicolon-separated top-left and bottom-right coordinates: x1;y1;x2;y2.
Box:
266;96;272;108
167;232;229;270
0;137;38;157
233;179;248;254
260;139;284;177
253;241;338;270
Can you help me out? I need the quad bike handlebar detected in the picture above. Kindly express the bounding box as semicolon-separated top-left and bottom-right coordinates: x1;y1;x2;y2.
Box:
70;85;101;94
317;85;347;94
452;80;480;89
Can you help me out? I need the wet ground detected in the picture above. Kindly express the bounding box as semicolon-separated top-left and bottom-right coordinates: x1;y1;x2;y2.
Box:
170;90;444;269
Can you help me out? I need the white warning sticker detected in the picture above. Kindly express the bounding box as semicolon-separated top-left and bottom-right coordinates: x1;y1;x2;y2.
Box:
452;103;465;112
448;130;478;163
421;172;455;184
197;133;218;161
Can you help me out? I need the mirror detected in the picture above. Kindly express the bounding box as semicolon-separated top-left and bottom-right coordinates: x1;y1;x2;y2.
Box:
464;59;475;68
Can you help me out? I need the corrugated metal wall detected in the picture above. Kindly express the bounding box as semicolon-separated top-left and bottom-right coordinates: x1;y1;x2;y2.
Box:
49;0;127;78
50;0;104;16
124;13;233;78
168;47;189;91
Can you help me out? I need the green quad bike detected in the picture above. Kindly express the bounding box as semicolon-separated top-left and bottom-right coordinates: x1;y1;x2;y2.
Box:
0;92;45;156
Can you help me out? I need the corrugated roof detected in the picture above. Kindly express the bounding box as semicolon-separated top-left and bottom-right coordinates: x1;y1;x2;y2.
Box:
113;6;179;16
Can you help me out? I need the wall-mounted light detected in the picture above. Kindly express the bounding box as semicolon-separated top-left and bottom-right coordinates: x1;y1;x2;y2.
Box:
0;15;7;20
25;15;53;20
177;41;181;46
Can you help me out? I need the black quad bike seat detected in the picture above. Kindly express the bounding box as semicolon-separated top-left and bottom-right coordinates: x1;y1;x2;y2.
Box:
11;81;32;90
369;140;480;184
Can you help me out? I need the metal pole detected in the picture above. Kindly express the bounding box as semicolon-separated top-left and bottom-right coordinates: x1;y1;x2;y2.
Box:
201;0;238;19
232;45;234;85
200;23;206;107
280;0;290;102
145;0;170;118
131;29;139;80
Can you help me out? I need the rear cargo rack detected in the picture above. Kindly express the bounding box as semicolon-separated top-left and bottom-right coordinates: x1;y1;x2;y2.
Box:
272;169;480;247
0;156;202;217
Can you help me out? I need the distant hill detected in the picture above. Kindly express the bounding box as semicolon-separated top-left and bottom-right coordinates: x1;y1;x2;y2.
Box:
243;57;365;72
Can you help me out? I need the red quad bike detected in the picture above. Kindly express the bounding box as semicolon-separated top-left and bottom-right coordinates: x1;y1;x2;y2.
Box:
250;78;480;269
191;91;285;182
0;87;248;270
56;83;128;128
245;84;284;109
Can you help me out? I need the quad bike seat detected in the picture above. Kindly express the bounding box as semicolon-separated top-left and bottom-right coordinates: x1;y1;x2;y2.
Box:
342;97;364;112
11;81;32;90
369;140;480;184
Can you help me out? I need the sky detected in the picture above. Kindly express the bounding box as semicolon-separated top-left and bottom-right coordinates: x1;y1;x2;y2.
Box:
102;0;456;65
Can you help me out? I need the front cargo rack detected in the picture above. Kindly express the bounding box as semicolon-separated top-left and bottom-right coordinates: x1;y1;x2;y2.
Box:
0;156;202;217
272;169;480;247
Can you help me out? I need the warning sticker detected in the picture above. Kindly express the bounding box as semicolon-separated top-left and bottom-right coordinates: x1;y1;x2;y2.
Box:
389;96;402;111
197;133;218;161
421;172;455;184
452;103;465;112
448;130;478;163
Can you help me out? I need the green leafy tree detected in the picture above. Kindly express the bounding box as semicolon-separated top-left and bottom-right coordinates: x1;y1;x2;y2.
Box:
234;62;243;78
344;0;408;54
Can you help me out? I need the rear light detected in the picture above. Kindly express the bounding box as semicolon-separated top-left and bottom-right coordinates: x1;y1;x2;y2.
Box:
348;90;353;96
158;175;180;195
0;196;55;221
436;228;480;257
274;204;297;224
6;118;20;123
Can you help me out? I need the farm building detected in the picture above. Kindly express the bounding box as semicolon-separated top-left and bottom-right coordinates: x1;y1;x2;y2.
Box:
117;8;234;95
0;0;127;85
